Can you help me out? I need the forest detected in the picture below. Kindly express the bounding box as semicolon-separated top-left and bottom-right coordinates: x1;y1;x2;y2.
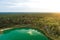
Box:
0;13;60;40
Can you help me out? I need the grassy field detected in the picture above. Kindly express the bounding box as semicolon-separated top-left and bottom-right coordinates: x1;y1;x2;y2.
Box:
0;13;60;40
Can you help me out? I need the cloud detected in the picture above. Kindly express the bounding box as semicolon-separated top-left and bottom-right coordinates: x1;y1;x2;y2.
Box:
26;0;60;12
0;0;28;7
8;0;60;9
0;0;60;12
5;0;41;8
4;0;41;8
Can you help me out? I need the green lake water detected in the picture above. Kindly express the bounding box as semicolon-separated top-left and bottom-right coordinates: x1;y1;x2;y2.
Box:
0;28;50;40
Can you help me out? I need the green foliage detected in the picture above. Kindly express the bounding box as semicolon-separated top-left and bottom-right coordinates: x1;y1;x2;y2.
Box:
0;14;60;40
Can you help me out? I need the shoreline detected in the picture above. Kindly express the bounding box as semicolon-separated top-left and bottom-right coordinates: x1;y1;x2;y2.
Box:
0;25;58;40
0;26;52;40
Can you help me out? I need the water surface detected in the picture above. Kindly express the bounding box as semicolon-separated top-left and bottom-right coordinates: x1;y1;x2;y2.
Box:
0;28;49;40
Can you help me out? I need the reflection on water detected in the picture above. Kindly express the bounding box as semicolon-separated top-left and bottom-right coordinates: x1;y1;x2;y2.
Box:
0;28;49;40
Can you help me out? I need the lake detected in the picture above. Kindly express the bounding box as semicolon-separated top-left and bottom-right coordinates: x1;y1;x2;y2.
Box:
0;28;50;40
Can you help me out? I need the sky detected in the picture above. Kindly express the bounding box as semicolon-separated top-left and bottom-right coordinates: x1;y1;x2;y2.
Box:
0;0;60;12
